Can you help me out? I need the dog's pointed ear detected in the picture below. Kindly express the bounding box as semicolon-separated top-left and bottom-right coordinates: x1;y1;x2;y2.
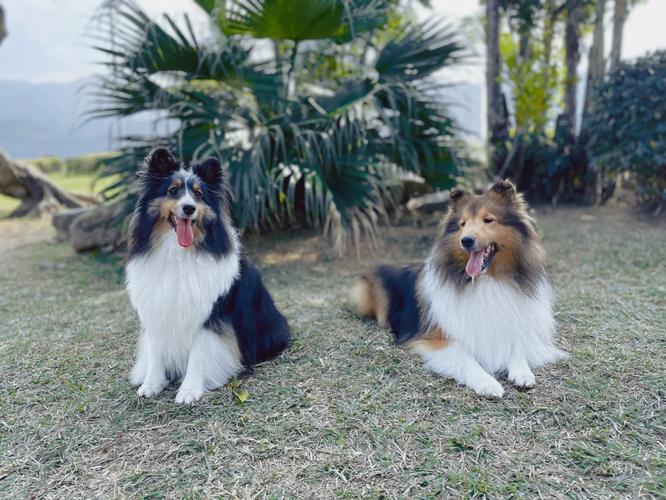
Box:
449;188;468;207
193;157;223;187
489;179;516;200
145;148;178;177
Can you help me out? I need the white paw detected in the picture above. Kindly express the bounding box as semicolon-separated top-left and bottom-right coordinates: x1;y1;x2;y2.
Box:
509;367;536;389
129;371;144;387
137;380;168;398
469;376;504;399
175;387;204;404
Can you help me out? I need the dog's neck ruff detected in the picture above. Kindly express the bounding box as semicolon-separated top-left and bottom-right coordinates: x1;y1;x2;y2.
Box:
126;232;241;339
421;256;563;374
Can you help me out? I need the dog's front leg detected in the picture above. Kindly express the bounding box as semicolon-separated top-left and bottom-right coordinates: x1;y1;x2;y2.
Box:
135;333;169;398
413;339;504;399
175;328;242;404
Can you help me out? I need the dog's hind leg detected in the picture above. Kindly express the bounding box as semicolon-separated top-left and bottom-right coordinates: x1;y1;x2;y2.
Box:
175;327;242;404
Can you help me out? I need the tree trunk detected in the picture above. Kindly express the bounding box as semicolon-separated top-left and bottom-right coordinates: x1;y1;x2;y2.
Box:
610;0;627;73
582;0;607;205
0;151;94;217
583;0;606;124
540;0;557;135
486;0;509;171
0;3;6;45
564;0;581;131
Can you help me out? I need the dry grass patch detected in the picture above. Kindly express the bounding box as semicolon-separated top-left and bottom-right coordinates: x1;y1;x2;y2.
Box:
0;207;664;498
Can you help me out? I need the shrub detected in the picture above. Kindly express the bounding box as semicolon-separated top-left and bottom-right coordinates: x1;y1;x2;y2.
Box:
588;50;666;213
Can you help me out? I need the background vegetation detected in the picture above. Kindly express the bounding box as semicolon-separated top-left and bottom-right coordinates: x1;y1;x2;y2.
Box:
1;1;665;496
484;0;661;210
588;50;666;214
92;0;469;250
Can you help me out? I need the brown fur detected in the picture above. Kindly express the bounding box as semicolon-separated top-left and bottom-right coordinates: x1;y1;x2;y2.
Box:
350;274;389;327
148;197;178;247
431;181;545;294
349;180;546;347
405;326;449;352
144;196;218;249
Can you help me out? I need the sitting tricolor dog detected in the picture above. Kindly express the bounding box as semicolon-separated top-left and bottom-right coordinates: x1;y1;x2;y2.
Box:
126;148;290;404
350;180;566;398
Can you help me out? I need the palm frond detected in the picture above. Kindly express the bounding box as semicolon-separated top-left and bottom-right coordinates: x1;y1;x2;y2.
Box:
97;1;280;89
373;84;462;188
375;19;465;82
90;0;469;253
221;0;387;42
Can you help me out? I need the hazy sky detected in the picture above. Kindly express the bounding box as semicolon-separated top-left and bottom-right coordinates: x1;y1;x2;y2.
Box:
1;0;664;84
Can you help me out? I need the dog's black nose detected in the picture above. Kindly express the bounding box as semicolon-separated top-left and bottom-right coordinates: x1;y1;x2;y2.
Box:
182;204;196;216
461;236;475;250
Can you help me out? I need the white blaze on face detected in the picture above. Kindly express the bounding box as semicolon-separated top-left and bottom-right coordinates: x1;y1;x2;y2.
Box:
174;170;196;248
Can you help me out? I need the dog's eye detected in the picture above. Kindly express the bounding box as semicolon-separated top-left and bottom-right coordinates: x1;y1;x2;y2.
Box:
168;187;179;195
193;190;202;199
484;218;494;224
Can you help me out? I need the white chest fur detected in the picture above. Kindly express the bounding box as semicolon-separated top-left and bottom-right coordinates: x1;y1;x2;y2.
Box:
126;236;240;358
422;262;563;373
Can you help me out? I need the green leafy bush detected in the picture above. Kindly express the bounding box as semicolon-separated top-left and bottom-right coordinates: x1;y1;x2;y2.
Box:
588;51;666;213
91;0;468;248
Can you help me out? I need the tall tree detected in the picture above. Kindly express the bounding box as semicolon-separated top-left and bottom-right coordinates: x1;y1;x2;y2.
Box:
0;3;6;45
583;0;606;124
581;0;607;204
564;0;581;130
486;0;509;168
609;0;626;72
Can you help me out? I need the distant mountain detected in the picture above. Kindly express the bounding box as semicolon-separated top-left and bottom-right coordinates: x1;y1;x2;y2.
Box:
0;79;484;160
0;79;155;159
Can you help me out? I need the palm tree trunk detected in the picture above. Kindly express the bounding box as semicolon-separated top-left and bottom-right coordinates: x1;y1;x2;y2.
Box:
486;0;509;170
610;0;627;73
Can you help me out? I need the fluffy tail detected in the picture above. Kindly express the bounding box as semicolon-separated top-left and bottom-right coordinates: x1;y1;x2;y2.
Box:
350;264;424;344
349;273;388;327
349;275;374;317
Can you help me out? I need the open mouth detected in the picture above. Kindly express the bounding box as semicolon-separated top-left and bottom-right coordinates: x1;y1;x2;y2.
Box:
465;243;496;278
170;214;195;248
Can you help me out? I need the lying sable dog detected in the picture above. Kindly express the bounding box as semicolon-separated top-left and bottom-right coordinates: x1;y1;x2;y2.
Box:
126;148;290;404
351;180;566;398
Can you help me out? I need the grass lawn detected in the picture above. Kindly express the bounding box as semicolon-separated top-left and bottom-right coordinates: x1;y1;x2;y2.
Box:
0;207;664;498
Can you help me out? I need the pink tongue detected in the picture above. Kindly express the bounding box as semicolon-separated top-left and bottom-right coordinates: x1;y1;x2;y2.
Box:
465;250;484;277
175;218;193;248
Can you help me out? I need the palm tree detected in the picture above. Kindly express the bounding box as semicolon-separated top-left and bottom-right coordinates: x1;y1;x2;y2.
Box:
91;0;467;251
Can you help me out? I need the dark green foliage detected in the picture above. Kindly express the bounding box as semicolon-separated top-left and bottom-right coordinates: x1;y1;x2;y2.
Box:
90;0;468;247
588;51;666;212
